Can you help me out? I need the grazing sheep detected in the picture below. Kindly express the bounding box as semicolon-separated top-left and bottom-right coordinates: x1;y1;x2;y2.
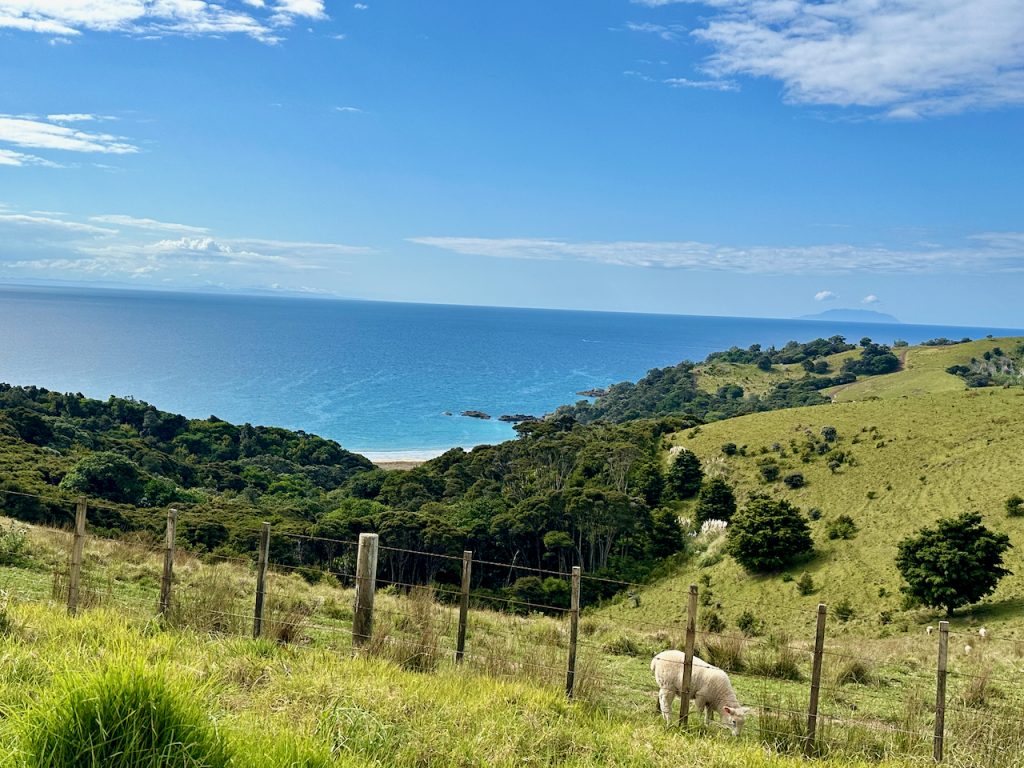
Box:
964;644;973;655
979;627;988;639
926;626;934;635
651;650;750;736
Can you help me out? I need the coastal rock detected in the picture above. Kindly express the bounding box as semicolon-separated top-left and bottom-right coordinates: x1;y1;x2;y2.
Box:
498;413;538;423
461;410;491;420
576;388;608;398
442;411;453;416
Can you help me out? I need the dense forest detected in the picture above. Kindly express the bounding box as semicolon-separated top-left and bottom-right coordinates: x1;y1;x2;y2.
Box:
0;336;900;605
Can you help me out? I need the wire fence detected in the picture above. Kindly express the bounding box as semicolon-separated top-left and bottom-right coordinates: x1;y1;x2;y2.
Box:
3;494;1024;766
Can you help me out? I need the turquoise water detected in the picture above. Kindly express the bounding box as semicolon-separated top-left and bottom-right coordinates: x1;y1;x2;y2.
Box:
0;286;1018;458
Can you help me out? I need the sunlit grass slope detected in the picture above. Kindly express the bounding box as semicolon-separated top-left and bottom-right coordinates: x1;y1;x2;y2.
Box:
0;601;905;768
830;337;1024;402
613;387;1024;640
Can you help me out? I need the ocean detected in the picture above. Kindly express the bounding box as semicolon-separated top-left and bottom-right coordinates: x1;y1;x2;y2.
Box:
0;285;1018;460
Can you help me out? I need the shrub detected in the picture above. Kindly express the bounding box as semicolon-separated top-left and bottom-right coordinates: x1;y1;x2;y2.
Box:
807;507;823;521
757;459;780;483
826;514;859;540
721;442;738;456
736;609;764;637
700;610;725;634
727;496;813;572
783;472;805;489
834;598;855;622
16;664;231;768
821;426;837;443
832;657;873;686
603;634;646;657
796;572;815;596
1006;495;1024;517
0;521;31;567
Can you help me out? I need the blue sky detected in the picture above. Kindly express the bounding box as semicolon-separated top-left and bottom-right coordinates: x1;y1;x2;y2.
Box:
1;0;1022;326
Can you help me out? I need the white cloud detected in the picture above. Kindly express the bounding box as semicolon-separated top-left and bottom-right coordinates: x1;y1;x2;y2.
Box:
353;3;368;9
45;113;112;122
408;235;1024;275
0;115;136;154
663;77;738;91
89;214;210;234
0;207;372;285
639;0;1024;117
624;21;687;41
861;294;880;305
0;148;62;167
0;0;328;43
815;290;838;301
334;106;363;113
0;212;117;234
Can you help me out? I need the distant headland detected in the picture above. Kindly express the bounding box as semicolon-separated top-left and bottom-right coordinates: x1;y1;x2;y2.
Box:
799;308;901;324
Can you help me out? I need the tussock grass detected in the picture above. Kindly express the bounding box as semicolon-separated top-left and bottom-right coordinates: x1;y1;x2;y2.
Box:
11;663;231;768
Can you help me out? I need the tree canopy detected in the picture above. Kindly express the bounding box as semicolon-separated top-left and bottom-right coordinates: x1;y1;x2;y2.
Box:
896;512;1012;615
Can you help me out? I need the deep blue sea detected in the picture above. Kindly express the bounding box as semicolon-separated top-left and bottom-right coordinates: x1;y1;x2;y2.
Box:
0;286;1019;459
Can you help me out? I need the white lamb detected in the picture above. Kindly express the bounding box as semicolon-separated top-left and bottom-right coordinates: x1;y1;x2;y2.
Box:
964;644;973;655
926;626;934;635
978;627;988;639
651;649;750;736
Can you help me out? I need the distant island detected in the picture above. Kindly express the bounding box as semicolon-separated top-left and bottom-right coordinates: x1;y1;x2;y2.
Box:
800;308;900;324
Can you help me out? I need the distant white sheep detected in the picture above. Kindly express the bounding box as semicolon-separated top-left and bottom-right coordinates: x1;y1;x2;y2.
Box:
651;650;750;736
964;644;973;655
926;626;934;635
978;627;988;639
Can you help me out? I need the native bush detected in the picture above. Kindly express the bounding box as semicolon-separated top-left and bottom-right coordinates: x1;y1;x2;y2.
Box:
694;477;737;524
666;449;703;499
1006;495;1024;517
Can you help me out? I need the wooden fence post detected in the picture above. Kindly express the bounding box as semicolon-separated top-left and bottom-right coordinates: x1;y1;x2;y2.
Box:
565;566;581;699
455;550;472;663
158;508;177;616
352;532;379;648
805;603;828;756
679;584;698;725
67;497;87;615
252;522;270;639
934;620;949;763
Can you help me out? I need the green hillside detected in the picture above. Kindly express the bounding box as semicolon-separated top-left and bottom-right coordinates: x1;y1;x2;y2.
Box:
607;386;1024;638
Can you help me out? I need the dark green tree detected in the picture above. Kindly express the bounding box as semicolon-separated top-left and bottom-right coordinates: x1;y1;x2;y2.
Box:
727;496;813;572
58;451;144;504
666;449;703;499
694;478;737;524
896;512;1012;616
649;507;684;559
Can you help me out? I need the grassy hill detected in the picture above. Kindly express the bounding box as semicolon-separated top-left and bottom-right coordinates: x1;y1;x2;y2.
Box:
619;387;1024;637
830;337;1023;402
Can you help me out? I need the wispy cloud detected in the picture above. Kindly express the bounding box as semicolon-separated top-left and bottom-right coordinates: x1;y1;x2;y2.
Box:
862;294;880;305
815;290;838;302
0;0;328;43
623;21;687;41
663;77;738;92
0;148;62;168
408;235;1024;275
634;0;1024;117
89;215;210;234
0;208;371;286
0;115;136;155
334;106;364;113
46;113;114;123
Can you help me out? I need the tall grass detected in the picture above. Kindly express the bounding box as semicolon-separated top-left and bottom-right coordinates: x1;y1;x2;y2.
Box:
12;664;232;768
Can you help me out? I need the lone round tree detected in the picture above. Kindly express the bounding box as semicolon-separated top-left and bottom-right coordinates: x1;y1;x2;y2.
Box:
727;496;813;572
896;512;1012;616
694;477;737;524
